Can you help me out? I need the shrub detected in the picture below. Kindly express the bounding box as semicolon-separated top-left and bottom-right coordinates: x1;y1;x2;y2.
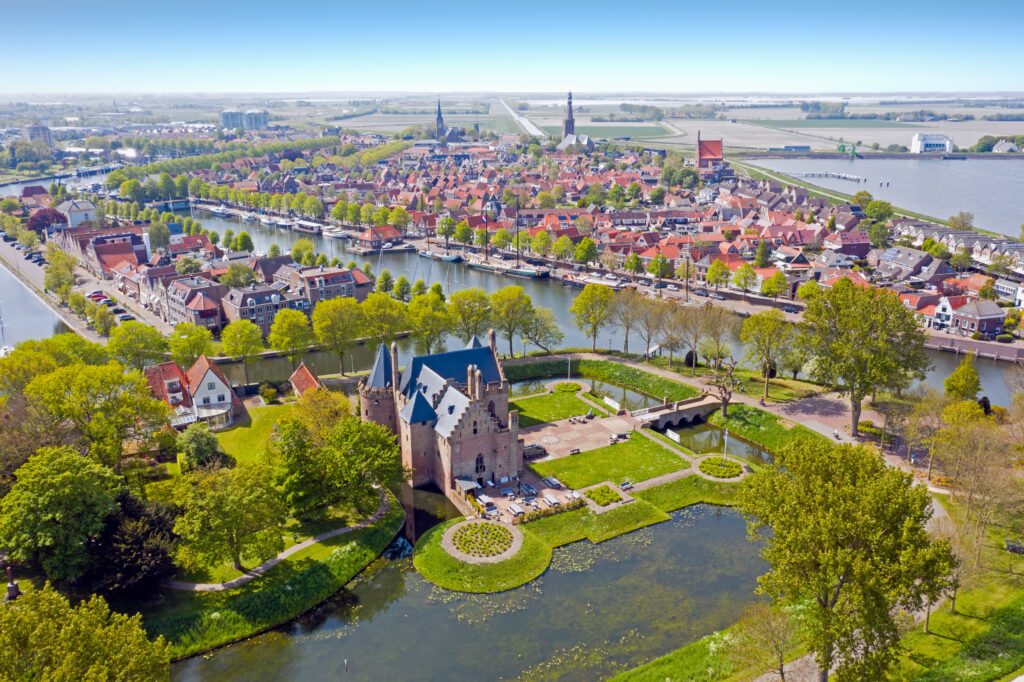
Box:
452;522;514;557
520;497;586;523
585;484;622;506
555;381;581;393
971;331;983;340
996;333;1013;343
259;385;277;404
698;456;742;479
858;421;883;438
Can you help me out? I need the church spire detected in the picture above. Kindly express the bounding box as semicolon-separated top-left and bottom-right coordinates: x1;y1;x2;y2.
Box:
436;98;444;140
562;91;575;139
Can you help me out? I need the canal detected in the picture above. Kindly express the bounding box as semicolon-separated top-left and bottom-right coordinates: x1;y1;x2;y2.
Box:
0;259;70;346
172;490;765;682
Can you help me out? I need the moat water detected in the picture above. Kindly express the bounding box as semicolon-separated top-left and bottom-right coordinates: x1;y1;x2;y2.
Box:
172;489;765;682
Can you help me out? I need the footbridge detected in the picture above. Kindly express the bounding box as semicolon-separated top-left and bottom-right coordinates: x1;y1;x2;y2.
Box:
630;394;720;429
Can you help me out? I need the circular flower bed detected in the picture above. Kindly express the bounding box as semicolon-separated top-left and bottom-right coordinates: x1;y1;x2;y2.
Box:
555;381;581;392
452;522;514;558
699;456;743;479
585;484;622;506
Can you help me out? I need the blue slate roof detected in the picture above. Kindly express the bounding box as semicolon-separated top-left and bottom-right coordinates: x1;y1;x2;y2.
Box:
399;388;436;424
399;346;500;398
433;386;471;437
366;344;392;390
466;336;483;348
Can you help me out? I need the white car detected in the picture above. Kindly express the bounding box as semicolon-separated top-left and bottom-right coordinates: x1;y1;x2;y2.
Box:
666;284;680;291
604;273;617;281
382;242;393;249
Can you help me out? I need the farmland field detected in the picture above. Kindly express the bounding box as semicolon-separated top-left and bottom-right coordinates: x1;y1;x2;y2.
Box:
540;124;667;138
747;119;920;129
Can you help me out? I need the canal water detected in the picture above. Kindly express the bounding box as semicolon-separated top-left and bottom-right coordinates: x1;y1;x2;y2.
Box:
670;423;773;468
172;493;765;682
749;157;1024;238
0;262;70;345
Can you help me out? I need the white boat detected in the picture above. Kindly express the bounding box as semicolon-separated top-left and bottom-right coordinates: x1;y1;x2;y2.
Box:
323;228;346;239
242;214;256;223
259;216;275;226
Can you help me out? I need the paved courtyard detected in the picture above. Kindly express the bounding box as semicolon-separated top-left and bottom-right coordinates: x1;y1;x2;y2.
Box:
521;413;640;458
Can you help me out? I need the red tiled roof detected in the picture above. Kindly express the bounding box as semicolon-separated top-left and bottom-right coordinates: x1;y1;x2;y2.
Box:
143;362;193;408
289;363;323;398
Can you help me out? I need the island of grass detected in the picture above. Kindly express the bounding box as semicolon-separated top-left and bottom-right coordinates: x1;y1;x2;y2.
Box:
698;456;743;479
586;484;622;506
510;391;605;427
708;404;827;453
413;519;552;593
531;434;686;489
504;357;699;403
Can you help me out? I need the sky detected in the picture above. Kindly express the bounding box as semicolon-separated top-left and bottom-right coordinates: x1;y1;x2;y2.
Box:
3;0;1024;94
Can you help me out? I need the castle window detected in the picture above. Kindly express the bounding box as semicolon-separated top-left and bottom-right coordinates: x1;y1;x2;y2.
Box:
475;455;485;473
488;401;495;417
473;421;477;434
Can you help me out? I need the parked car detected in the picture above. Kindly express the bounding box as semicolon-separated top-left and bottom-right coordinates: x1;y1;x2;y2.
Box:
98;299;113;307
1007;539;1024;555
782;305;799;314
638;279;652;286
666;284;680;291
87;290;103;297
604;273;617;281
111;307;125;314
692;288;709;297
118;314;135;322
523;444;547;460
1;234;13;242
711;293;726;300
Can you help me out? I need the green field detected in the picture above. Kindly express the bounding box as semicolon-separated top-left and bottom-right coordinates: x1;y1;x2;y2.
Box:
541;125;668;138
530;434;686;489
747;119;921;129
708;405;828;454
525;498;671;546
509;392;604;427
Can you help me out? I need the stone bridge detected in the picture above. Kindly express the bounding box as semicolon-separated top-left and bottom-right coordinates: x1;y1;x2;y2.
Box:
630;394;721;430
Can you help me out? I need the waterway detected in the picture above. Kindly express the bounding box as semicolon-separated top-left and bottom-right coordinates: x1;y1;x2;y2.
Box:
172;494;764;682
670;423;773;468
749;157;1024;238
0;260;70;345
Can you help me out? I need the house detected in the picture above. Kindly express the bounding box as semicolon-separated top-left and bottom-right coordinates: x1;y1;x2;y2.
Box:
822;230;872;258
993;139;1019;154
289;363;324;398
356;224;403;250
276;264;374;304
358;331;521;500
144;356;248;430
221;283;303;336
867;246;932;281
930;296;1005;338
56;199;96;228
165;277;226;331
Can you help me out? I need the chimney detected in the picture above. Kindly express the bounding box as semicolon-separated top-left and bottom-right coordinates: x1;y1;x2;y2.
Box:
390;342;400;392
475;368;483;401
488;328;496;351
467;364;476;399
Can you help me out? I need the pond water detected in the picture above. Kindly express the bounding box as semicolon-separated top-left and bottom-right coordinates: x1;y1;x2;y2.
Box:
172;501;765;682
668;423;773;468
508;377;661;412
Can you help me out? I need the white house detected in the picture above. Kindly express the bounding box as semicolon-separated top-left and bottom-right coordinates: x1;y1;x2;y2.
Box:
56;198;96;228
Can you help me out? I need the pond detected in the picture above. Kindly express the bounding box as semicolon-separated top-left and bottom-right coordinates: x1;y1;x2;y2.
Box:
171;502;765;682
669;423;773;468
508;377;661;412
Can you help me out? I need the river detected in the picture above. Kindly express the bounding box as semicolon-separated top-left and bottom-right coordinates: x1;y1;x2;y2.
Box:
0;260;70;345
172;490;764;682
748;157;1024;238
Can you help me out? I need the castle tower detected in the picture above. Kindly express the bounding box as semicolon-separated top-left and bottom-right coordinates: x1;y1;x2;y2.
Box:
359;343;398;435
562;91;575;138
435;98;445;140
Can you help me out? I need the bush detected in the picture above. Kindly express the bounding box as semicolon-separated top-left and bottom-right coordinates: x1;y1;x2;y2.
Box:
996;333;1013;343
520;497;586;523
585;484;622;506
698;456;742;479
971;331;983;340
858;420;883;438
452;522;513;557
555;381;581;392
258;382;277;404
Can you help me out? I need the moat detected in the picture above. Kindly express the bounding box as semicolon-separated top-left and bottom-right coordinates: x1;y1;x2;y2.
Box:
171;489;765;681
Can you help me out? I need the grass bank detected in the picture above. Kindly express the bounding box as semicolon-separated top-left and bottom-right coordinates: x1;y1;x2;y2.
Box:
143;495;404;659
504;357;699;402
510;391;606;427
413;519;552;593
530;434;687;489
525;499;671;546
708;404;827;453
645;355;824;403
633;476;740;511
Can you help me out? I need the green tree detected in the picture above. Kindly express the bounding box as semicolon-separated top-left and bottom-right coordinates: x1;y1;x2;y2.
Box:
312;297;364;375
107;321;167;371
647;253;672;279
168;322;214;367
359;204;375;225
536;191;556;208
219;262;258;287
0;447;120;580
706;259;730;289
490;285;534;356
552;235;574;261
949;247;972;272
492;227;512;250
390;206;411;233
521;306;564;353
754;240;771;268
740;309;794;399
147;222;171;251
863;200;894;223
119;178;145;204
531;230;552;257
733;264;758;299
220;319;264;385
454;220;473;244
372;206;391;226
376;268;394;294
411;279;428;297
234;231;254;252
268;308;313;368
437;216;456;251
760;270;788;299
392;275;411;301
569;283;613;351
408;292;451;354
361;292;407;344
176;422;228;471
868;221;891;248
650;186;666;204
92;305;116;337
0;582;170;680
944;353;981;401
797;279;822;300
948;211;974;230
738;440;954;681
175;255;203;275
173;463;284;571
290;237;314;264
853;190;873;209
624;252;644;276
449;288;492;342
574;237;599;264
800;278;930;434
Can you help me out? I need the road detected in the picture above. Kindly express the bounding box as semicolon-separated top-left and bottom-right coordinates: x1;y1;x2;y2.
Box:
498;98;547;138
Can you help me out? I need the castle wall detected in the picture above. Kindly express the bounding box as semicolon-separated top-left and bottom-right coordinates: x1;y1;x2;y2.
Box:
359;385;398;436
442;402;518;493
401;419;436;488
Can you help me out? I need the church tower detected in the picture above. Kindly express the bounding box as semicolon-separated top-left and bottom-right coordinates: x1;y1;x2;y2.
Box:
435;98;445;140
562;91;575;138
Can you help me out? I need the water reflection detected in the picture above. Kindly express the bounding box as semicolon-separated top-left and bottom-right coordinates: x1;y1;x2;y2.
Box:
171;504;765;682
669;423;773;467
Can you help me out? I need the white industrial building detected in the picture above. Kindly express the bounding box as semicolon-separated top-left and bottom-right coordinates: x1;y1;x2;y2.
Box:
910;134;953;154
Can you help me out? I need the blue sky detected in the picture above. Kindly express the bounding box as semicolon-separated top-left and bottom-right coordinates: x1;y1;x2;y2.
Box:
3;0;1023;93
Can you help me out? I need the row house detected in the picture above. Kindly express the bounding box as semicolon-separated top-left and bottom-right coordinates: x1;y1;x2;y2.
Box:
165;277;227;331
928;296;1005;338
822;230;872;258
274;263;374;304
222;283;304;337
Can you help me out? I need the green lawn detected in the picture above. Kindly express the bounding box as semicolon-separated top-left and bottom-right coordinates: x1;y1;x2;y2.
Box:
708;404;827;454
504;358;699;402
646;356;824;403
413;519;552;593
525;499;671;547
216;403;292;465
510;392;604;427
530;434;687;489
634;476;741;512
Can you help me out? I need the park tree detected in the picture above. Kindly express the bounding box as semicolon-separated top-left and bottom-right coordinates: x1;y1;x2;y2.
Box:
552;235;574;261
173;463;284;571
168;322;214;367
738;440;954;681
437;216;456;251
944;353;981;401
569;283;613;351
147;222;171;251
610;288;642;354
754;240;771;268
449;288;492;342
24;363;167;472
92;305;116;337
107;321;167;371
800;278;930;435
376;268;394;294
294;386;352;445
493;227;512;250
119;179;145;204
521;306;563;354
574;237;599;264
733;264;758;299
361;292;407;344
706;259;730;289
268;308;314;368
177;422;229;471
220;319;264;385
175;255;203;275
0;447;120;580
392;275;411;301
411;279;428;297
0;582;170;680
489;285;534;356
635;298;666;359
312;297;364;375
219;262;258;288
676;305;707;376
726;602;801;682
408;292;451;354
741;309;794;399
531;230;552;257
761;271;788;299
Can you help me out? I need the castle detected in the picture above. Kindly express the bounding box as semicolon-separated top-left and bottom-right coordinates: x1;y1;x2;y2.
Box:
359;331;522;496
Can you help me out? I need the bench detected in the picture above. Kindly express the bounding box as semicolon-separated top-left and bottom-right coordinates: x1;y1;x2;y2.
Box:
568;448;580;455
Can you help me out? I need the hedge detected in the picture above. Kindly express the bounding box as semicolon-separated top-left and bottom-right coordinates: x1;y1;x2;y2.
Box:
504;358;698;402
